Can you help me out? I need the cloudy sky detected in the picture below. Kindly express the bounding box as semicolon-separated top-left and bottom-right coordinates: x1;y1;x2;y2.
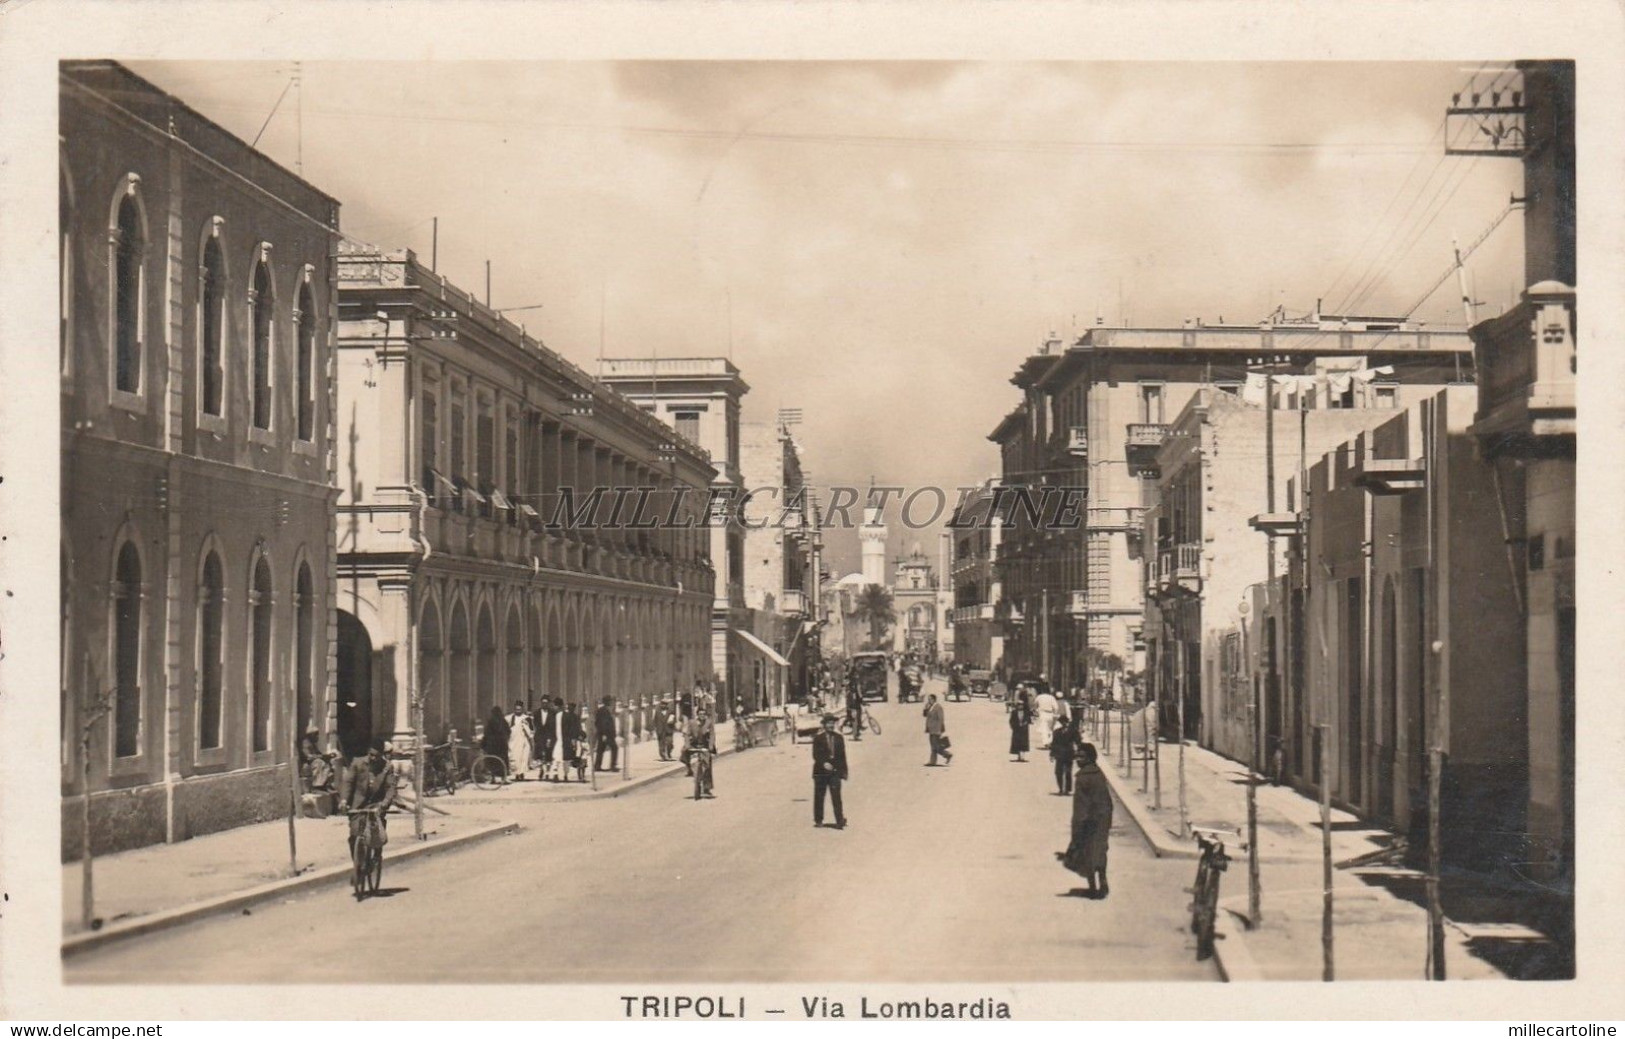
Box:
130;60;1524;575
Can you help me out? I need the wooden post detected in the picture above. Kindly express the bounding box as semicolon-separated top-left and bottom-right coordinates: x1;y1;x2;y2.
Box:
1320;722;1335;980
287;671;300;876
1177;636;1189;838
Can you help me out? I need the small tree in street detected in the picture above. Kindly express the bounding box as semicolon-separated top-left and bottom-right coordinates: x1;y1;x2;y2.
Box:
852;585;896;648
74;659;116;931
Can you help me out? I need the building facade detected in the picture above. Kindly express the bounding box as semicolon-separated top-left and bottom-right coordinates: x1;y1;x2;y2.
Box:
949;482;1004;671
1464;60;1575;909
61;62;341;857
738;419;820;705
891;546;939;660
595;358;758;713
336;246;716;753
1142;373;1472;761
992;322;1474;696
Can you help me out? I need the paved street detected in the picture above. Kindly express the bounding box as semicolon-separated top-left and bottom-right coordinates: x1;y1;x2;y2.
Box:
67;679;1215;984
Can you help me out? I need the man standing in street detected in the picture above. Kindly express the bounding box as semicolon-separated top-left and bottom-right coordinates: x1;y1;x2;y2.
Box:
923;693;952;766
652;699;675;761
811;713;848;829
594;696;619;772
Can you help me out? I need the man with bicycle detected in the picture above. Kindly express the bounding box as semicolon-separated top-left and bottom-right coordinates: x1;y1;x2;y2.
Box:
844;679;866;742
339;738;398;856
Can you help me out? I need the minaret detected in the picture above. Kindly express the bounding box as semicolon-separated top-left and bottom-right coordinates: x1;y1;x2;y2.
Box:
859;483;888;588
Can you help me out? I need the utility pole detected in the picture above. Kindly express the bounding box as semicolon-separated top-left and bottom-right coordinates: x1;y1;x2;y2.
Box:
1300;391;1332;980
1176;635;1188;837
430;217;438;273
1247;354;1292;929
485;260;492;308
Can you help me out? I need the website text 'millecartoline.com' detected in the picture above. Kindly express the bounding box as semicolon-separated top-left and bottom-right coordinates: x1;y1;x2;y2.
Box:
485;484;1089;532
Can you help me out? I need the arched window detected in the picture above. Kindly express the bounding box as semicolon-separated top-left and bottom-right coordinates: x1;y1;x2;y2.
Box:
250;255;274;430
250;556;273;752
60;166;73;376
295;563;314;736
112;184;145;395
112;542;143;758
295;278;316;441
197;551;225;750
199;224;226;418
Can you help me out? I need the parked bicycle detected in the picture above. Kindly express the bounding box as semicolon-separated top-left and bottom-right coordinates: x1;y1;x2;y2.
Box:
349;805;386;901
1188;826;1236;961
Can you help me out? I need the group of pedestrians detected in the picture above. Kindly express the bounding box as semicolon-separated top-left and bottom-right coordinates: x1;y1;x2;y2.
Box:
1006;684;1114;899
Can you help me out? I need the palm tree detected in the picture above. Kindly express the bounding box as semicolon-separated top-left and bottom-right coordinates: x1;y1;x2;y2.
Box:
852;585;896;648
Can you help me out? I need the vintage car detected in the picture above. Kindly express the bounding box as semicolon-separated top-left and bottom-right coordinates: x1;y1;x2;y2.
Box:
898;665;925;702
849;651;891;702
967;669;994;697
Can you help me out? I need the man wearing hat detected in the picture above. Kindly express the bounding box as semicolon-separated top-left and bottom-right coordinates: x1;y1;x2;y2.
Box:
810;714;849;829
339;738;398;855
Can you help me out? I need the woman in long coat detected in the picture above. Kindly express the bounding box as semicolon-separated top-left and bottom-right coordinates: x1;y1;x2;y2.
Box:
482;705;510;777
1009;689;1032;762
506;701;535;781
1063;742;1113;897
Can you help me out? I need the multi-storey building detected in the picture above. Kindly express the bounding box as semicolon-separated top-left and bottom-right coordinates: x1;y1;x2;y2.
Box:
1465;61;1575;916
949;482;1004;672
891;546;939;659
738;419;820;705
1142;371;1472;760
336;246;715;750
595;357;767;715
992;323;1474;695
61;62;341;856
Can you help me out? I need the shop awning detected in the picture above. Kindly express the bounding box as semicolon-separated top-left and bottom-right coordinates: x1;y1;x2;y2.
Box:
733;628;791;668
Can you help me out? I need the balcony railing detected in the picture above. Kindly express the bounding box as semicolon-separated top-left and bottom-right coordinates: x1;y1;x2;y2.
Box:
1067;590;1089;617
1154;542;1201;595
780;589;808;617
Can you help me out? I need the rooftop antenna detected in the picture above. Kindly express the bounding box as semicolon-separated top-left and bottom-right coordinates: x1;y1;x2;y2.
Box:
598;274;606;363
727;288;734;362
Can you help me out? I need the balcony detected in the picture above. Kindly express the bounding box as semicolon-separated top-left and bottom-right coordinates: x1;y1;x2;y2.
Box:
1249;512;1305;537
1470;281;1576;457
1352;458;1428;496
1067;426;1089;458
1125;423;1171;478
780;588;808;617
1154;542;1201;596
1067;590;1089;617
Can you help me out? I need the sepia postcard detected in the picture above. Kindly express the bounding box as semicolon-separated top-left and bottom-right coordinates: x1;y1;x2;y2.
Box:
2;0;1623;1024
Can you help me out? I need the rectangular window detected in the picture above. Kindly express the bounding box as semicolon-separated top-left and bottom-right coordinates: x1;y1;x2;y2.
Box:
449;386;466;512
675;410;700;443
1141;383;1164;424
476;399;495;518
504;420;520;526
422;391;439;503
1374;385;1397;409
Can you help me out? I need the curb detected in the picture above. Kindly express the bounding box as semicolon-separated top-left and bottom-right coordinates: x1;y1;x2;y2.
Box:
1096;755;1199;860
62;817;520;957
1210;918;1266;982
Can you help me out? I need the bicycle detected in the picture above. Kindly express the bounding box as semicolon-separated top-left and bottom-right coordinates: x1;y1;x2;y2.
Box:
1188;826;1236;961
839;708;881;737
470;751;508;790
349;805;386;901
421;741;458;796
691;745;714;800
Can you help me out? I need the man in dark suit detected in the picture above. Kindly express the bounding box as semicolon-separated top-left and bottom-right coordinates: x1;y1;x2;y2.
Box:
594;696;619;772
811;714;848;829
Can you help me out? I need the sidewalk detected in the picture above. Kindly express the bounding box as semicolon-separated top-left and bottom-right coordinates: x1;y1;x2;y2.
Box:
63;804;518;953
62;732;761;955
1086;720;1563;981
